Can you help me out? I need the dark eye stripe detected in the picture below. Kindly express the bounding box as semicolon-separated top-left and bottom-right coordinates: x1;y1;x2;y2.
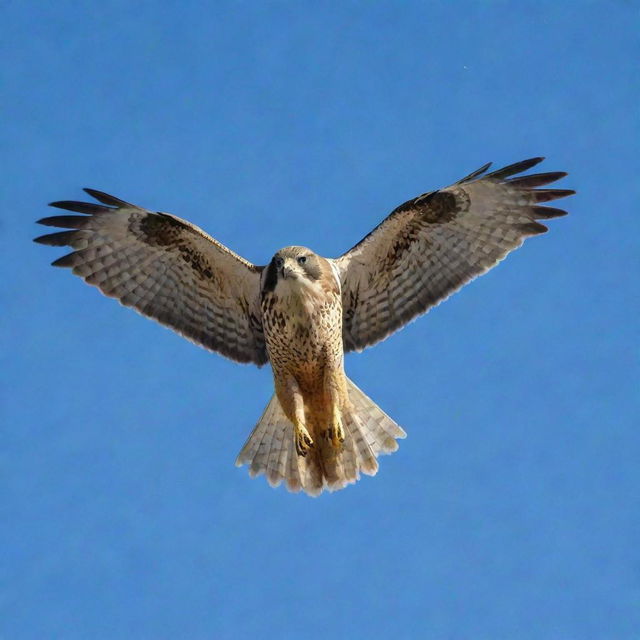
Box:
262;258;279;293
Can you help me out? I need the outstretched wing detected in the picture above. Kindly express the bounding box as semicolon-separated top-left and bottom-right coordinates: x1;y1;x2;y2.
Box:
35;189;268;365
333;157;574;352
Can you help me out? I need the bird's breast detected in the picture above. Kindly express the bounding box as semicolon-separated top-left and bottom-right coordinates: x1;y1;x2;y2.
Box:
261;289;344;378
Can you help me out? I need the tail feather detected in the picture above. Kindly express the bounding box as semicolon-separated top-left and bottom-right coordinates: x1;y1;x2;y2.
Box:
266;413;290;484
235;377;406;496
347;379;406;456
343;413;379;476
238;396;281;478
236;394;324;495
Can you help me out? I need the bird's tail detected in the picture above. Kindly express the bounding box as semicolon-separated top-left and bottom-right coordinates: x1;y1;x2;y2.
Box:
235;377;406;496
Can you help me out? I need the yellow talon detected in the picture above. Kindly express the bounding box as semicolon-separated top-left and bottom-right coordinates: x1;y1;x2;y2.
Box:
324;417;345;451
295;424;314;457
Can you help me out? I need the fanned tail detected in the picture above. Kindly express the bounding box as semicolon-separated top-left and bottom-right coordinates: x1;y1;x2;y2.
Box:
235;377;406;496
235;394;323;495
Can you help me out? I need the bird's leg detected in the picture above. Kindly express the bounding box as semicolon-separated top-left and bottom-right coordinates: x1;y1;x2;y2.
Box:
294;420;314;457
292;396;314;457
275;375;314;457
323;370;346;451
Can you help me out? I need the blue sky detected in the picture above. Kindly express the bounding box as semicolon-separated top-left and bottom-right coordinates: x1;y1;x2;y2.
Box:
3;2;638;638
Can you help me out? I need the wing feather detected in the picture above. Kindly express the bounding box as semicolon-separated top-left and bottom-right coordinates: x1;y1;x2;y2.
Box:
35;190;268;365
333;158;574;352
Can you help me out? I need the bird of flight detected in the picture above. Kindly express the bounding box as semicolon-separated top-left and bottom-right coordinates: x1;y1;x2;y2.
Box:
35;157;573;496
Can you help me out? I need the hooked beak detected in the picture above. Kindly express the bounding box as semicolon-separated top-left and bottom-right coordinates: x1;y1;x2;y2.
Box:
281;264;297;280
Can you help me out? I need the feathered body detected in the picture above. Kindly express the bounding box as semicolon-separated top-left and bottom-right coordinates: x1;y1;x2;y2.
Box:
249;245;404;494
35;157;574;496
260;246;344;406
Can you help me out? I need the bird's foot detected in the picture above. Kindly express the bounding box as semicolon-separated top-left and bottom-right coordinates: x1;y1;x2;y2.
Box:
323;417;345;451
295;424;314;457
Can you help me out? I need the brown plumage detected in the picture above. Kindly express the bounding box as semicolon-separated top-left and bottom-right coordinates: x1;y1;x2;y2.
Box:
35;157;573;496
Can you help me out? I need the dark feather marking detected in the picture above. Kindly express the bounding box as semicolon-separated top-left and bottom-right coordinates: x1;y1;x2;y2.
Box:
137;213;186;247
416;191;460;223
49;201;112;215
37;215;88;229
261;258;279;295
392;196;427;215
177;245;214;280
157;212;190;229
393;190;460;224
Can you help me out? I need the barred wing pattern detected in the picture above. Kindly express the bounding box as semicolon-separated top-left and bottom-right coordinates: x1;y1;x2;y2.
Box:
35;189;268;365
334;157;574;352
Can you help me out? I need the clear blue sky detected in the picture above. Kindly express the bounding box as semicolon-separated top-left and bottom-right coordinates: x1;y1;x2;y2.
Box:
3;2;638;638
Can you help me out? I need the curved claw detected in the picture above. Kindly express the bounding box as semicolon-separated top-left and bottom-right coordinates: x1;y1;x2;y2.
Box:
324;419;345;451
295;426;314;457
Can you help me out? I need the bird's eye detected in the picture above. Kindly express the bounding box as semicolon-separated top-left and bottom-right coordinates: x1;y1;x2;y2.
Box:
297;256;307;265
275;257;284;268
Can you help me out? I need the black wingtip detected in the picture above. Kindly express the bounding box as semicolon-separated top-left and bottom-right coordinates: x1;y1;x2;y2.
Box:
532;189;576;203
37;215;87;228
506;171;569;189
33;230;77;246
518;221;549;235
532;206;570;220
51;253;76;268
486;157;546;180
48;200;111;215
457;161;493;184
83;188;130;207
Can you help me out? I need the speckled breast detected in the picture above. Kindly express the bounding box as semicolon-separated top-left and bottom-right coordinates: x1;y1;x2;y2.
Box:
260;289;344;388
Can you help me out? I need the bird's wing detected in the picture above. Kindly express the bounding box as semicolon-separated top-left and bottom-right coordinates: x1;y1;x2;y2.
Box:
35;189;268;365
333;157;574;352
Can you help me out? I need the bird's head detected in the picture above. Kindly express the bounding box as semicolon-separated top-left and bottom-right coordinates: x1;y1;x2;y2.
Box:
261;246;336;295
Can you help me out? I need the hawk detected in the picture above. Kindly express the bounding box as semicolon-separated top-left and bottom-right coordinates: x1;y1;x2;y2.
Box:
35;157;573;496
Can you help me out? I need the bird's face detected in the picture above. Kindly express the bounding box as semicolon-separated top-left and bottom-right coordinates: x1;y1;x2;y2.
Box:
262;246;327;295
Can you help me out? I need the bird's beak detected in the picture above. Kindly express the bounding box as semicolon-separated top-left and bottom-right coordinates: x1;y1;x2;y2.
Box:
282;264;296;280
